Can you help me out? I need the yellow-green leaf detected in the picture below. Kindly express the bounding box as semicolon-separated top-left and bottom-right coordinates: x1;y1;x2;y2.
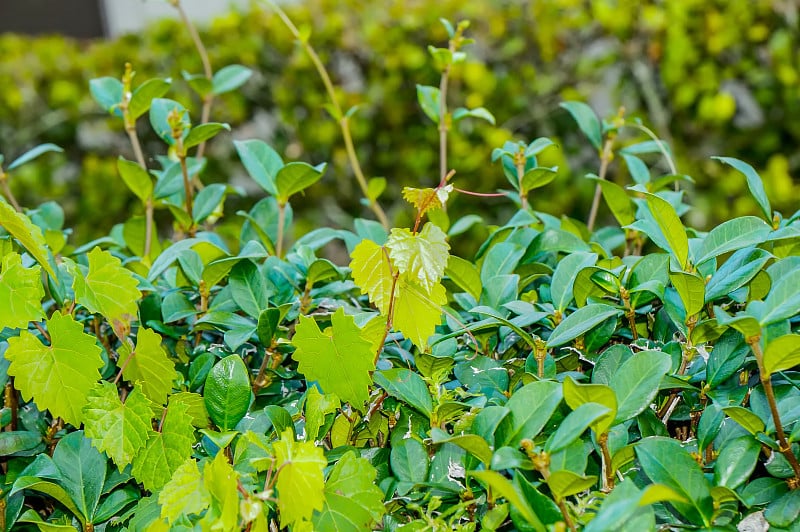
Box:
313;451;386;530
402;187;443;216
644;193;689;270
669;271;705;318
0;198;55;278
392;279;446;350
562;377;617;435
72;247;142;332
763;334;800;375
273;429;326;528
119;328;178;405
350;239;394;314
387;222;449;292
82;382;154;470
0;252;44;329
199;451;239;530
159;459;210;524
5;312;103;426
292;308;375;410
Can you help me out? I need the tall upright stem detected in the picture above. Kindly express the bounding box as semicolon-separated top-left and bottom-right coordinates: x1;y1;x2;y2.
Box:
438;62;452;184
587;137;614;232
276;202;286;258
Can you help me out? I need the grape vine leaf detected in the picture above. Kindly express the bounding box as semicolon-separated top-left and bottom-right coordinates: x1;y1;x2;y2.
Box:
402;187;443;216
0;198;56;278
387;222;450;292
159;458;211;524
131;397;195;491
0;252;44;329
312;451;386;530
305;387;341;442
5;312;103;426
82;382;154;471
118;327;177;405
392;279;446;350
292;307;375;410
71;247;142;333
350;239;394;314
273;429;326;528
198;451;239;530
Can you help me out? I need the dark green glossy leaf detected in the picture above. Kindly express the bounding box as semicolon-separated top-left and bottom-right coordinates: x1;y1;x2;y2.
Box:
547;304;622;348
610;350;671;423
695;216;771;265
497;380;562;447
192;183;227;223
374;368;433;419
204;354;251;430
714;436;760;489
545;403;611;453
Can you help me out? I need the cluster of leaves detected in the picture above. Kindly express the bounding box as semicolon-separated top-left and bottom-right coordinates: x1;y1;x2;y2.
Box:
2;0;799;241
2;5;800;532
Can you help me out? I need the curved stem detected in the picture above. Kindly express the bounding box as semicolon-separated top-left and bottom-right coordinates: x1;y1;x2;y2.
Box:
623;122;677;177
0;172;21;212
587;137;614;232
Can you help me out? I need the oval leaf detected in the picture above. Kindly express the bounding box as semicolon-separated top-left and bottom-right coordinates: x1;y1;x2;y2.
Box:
204;354;251;430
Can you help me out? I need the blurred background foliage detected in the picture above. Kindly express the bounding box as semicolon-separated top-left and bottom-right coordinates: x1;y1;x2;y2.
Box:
0;0;798;244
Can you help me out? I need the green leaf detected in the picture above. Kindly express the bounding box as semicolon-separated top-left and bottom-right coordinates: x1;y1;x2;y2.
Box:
275;162;326;203
273;429;326;528
82;382;153;470
387;222;450;292
16;507;82;530
212;64;253;94
13;478;84;523
635;437;714;526
545;403;611;453
445;254;481;300
714;436;760;489
52;430;107;523
304;387;340;442
705;247;772;302
183;71;212;97
416;84;441;123
350;239;394;314
669;271;705;317
192;183;227;223
149;98;190;146
584;478;655;532
234;139;283;196
430;432;493;466
643;192;689;269
551;251;597;312
547;304;622;348
374;368;433;418
159;458;210;523
204;354;251;430
722;406;766;435
312;451;385;530
200;450;239;530
89;77;123;115
520;166;557;192
306;258;339;286
452;106;496;124
547;470;597;501
621;153;651;184
695;216;772;264
0;198;55;278
586;176;635;226
131;397;195;491
392;279;446;350
230;260;271;319
563;377;617;435
469;470;544;531
117;157;153;203
0;430;42;455
761;268;800;325
559;101;602;149
118;327;177;405
71;247;142;332
7;143;63;170
293;308;375;410
391;436;428;487
610;350;671;424
712;156;772;221
764;490;800;528
129;78;172;120
5;312;103;426
0;252;44;329
184;122;231;150
763;334;800;375
257;307;281;347
497;380;562;447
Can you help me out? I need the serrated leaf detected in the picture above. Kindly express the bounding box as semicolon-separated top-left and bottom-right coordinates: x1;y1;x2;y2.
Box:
72;247;141;331
0;252;44;329
350;239;395;314
393;279;446;350
82;382;154;470
402;187;443;216
5;312;103;426
0;198;55;278
305;387;340;442
313;451;385;530
712;157;771;221
119;327;177;405
131;398;195;491
560;101;602;149
643;192;689;269
273;429;326;528
292;308;374;410
387;222;449;292
159;458;210;523
200;450;239;530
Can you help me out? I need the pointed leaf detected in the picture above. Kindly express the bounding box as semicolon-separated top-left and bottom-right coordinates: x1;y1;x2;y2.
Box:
350;239;394;314
610;350;671;423
52;431;106;523
547;470;597;501
273;429;326;528
304;387;340;442
559;101;602;149
416;85;441;124
0;198;55;278
392;279;446;350
643;192;689;269
705;247;771;302
275;162;326;203
8;143;63;170
763;334;800;375
204;354;251;430
117;157;153;203
184;122;230;150
293;308;374;409
695;216;772;264
0;252;44;329
129;78;172;120
712;156;771;221
551;251;598;312
387;222;450;293
402;187;443;216
498;380;562;447
563;377;617;435
761;268;800;325
669;271;705;317
159;458;210;523
234;139;282;196
469;470;544;531
5;312;103;426
374;368;433;418
89;77;123;115
714;436;760;489
119;327;178;405
201;450;239;530
547;304;622;348
212;64;253;94
546;403;612;453
149;98;190;146
521;166;557;191
587;176;635;226
313;451;385;530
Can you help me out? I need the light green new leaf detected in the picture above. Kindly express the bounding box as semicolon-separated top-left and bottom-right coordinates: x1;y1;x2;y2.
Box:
416;85;441;123
72;247;141;331
131;398;195;491
547;470;598;501
350;239;395;314
159;458;211;523
610;350;671;424
643;192;689;270
82;382;153;471
293;308;375;410
445;254;481;300
119;327;177;405
305;387;341;442
393;279;446;350
200;451;239;530
212;64;253;94
547;304;622;348
129;78;172;120
273;429;326;528
763;334;800;375
586;176;635;226
117;156;153;203
546;403;612;453
313;451;386;531
275;162;326;203
387;222;450;293
669;271;705;318
563;377;617;435
695;216;772;265
0;252;44;329
5;312;103;426
0;198;55;278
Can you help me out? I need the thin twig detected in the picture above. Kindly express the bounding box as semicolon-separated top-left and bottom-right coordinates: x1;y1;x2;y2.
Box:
587;137;614;232
0;173;21;212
